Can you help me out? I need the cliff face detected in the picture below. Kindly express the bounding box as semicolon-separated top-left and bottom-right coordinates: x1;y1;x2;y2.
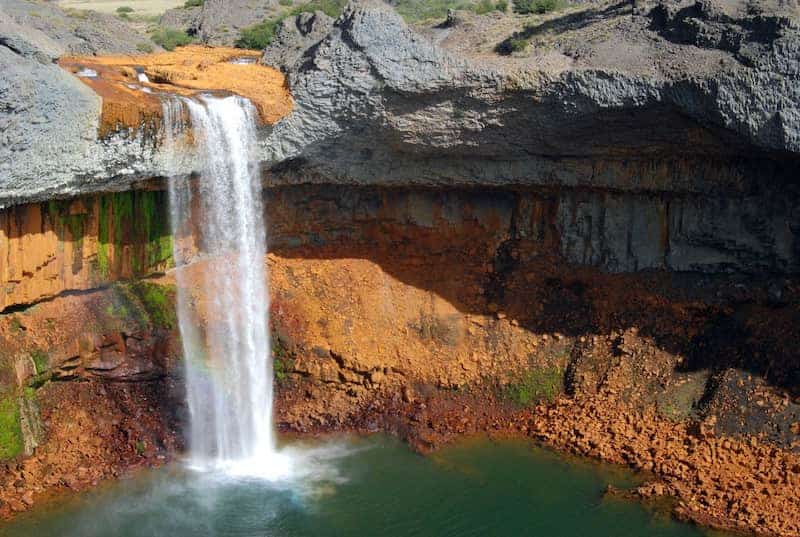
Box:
1;1;800;534
3;0;799;272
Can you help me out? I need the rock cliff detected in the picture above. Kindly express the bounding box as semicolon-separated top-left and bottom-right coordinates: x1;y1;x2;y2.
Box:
3;0;799;273
1;3;800;534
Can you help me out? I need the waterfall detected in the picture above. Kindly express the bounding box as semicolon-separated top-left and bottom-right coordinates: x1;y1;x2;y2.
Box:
162;95;284;477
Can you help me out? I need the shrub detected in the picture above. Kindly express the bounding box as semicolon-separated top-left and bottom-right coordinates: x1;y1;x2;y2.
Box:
279;0;294;5
116;6;134;14
495;0;508;11
508;37;529;52
184;0;204;7
150;27;193;51
235;19;281;49
136;41;154;53
474;0;495;14
513;0;561;14
503;366;563;406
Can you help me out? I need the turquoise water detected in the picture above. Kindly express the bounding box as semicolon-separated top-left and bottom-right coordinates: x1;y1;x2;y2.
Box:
0;436;725;537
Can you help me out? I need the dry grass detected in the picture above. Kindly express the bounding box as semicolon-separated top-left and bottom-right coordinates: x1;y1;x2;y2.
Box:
58;0;185;17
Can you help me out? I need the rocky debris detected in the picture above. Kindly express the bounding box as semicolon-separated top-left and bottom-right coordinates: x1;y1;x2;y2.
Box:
276;379;800;536
0;380;182;519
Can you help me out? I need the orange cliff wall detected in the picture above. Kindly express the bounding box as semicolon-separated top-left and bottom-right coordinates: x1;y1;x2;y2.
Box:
0;190;174;311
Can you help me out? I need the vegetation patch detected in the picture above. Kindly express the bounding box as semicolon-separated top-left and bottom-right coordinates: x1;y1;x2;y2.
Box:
272;335;295;384
105;281;176;330
96;191;173;279
30;350;48;375
474;0;507;14
46;199;87;274
235;19;283;49
0;395;22;461
116;6;134;19
127;282;177;330
512;0;563;15
235;0;346;49
184;0;204;7
9;316;24;334
503;365;563;406
150;27;193;51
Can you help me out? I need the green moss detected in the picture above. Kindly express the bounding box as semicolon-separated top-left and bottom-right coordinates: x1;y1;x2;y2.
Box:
137;191;173;271
98;195;111;278
127;282;177;330
46;199;87;273
272;335;294;383
0;396;22;460
30;350;48;375
96;191;173;279
504;366;563;406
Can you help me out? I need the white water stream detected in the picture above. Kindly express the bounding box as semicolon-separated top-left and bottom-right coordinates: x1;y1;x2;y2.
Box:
162;95;288;479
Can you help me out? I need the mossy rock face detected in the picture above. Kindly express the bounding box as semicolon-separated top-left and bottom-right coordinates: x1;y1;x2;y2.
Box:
0;395;23;460
504;365;564;406
107;281;177;330
96;191;173;279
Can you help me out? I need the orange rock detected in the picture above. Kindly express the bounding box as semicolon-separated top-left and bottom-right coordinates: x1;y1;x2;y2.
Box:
59;45;292;135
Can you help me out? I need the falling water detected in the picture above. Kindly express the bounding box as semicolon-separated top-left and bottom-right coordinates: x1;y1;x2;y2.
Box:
162;95;285;477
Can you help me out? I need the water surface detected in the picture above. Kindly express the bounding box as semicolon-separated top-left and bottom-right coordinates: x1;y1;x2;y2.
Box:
0;436;727;537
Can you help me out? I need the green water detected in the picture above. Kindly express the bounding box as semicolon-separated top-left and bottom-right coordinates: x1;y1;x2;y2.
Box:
0;436;725;537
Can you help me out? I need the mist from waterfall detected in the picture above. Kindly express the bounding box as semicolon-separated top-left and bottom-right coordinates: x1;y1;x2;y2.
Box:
162;95;285;478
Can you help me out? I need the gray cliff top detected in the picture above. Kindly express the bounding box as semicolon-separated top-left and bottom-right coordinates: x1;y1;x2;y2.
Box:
1;0;800;207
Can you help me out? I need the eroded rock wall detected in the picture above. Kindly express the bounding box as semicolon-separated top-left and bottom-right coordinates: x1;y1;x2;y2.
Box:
0;190;172;311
